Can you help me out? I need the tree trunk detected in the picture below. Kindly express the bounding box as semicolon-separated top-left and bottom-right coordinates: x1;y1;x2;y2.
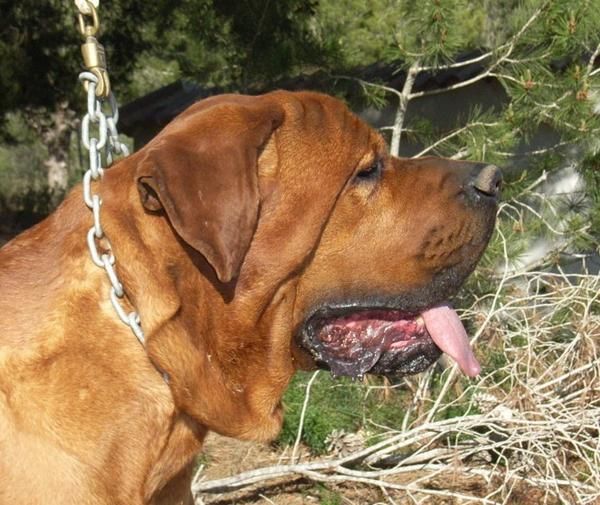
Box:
24;103;77;193
43;103;76;192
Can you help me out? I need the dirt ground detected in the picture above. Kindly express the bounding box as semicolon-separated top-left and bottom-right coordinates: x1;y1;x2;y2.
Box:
195;434;563;505
196;434;383;505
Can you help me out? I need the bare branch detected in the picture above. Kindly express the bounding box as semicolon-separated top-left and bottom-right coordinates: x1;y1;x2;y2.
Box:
585;42;600;79
390;61;420;156
495;141;570;158
417;51;493;73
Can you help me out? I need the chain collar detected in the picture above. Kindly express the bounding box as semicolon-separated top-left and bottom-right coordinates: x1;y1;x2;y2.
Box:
74;2;170;383
78;71;149;346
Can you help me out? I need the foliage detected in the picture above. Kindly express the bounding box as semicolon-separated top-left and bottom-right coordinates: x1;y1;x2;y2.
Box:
581;150;600;248
0;113;51;221
278;372;364;454
0;0;338;207
0;0;160;115
0;0;335;116
316;485;343;505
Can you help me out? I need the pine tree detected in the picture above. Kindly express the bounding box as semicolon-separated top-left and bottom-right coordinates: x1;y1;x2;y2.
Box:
348;0;600;272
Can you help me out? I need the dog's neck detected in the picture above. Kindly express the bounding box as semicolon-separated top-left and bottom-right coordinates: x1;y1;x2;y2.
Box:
82;165;213;499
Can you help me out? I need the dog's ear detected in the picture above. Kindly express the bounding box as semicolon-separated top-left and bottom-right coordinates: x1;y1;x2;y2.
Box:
136;96;284;283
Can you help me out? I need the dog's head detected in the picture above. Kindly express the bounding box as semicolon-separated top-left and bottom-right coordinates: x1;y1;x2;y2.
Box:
129;91;500;439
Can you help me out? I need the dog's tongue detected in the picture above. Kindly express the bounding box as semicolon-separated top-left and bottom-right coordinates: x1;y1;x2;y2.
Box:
421;303;481;377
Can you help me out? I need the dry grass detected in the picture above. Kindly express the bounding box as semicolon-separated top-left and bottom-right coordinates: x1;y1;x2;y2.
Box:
193;269;599;504
193;195;600;504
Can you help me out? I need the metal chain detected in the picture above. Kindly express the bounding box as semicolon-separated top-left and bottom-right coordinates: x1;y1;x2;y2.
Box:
75;2;146;346
79;72;144;344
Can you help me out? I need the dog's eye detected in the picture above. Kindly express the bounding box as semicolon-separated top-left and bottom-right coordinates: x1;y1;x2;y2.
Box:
355;159;383;182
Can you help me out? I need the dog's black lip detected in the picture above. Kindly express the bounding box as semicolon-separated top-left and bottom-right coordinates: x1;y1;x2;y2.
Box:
294;265;475;378
296;264;472;338
302;296;440;335
305;301;419;327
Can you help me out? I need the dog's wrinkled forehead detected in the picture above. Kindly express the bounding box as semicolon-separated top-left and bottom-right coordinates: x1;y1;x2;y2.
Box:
280;92;383;153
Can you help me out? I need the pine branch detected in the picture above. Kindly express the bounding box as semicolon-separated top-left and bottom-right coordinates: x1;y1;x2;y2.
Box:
409;2;549;101
411;122;497;159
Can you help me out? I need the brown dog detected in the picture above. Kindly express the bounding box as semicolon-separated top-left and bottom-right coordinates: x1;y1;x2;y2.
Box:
0;91;500;504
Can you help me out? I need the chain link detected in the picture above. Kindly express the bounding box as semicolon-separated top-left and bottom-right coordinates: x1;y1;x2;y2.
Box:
79;71;143;345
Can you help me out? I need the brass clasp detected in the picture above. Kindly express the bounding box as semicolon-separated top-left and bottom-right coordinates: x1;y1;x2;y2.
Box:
81;36;110;98
76;1;109;97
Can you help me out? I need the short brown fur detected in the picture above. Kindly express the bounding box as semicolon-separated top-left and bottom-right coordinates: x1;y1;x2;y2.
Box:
0;91;495;504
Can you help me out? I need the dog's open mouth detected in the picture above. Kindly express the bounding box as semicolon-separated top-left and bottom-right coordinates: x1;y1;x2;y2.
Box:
300;303;481;379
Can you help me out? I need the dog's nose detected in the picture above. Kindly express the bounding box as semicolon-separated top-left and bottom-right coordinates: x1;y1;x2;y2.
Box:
470;164;502;198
